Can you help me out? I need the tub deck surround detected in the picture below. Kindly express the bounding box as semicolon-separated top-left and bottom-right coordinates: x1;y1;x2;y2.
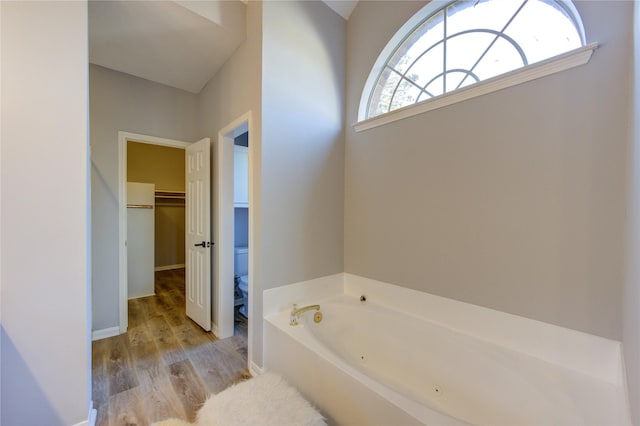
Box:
263;273;631;425
263;273;344;317
343;274;623;386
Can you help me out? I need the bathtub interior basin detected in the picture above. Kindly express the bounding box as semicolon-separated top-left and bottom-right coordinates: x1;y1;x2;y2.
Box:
264;293;629;426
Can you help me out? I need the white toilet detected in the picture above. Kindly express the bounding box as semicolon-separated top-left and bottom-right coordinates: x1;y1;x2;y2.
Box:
233;246;249;317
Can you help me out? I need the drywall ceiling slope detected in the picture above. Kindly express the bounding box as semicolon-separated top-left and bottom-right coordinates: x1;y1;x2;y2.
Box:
89;0;246;94
322;0;358;19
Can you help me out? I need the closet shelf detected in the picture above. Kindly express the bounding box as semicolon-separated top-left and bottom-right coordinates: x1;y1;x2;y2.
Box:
155;190;185;200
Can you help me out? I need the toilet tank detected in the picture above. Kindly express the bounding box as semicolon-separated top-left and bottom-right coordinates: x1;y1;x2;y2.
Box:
234;246;248;277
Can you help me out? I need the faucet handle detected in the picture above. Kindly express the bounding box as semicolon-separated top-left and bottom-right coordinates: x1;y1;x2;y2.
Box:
289;304;299;326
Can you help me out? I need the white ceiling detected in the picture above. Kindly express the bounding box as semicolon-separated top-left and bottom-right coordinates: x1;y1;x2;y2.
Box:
89;0;246;94
89;0;357;94
323;0;358;20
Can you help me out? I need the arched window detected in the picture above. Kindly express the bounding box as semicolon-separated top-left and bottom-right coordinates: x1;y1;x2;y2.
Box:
360;0;587;122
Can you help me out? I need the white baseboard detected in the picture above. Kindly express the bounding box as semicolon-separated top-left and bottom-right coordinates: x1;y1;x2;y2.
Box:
92;326;121;341
88;404;97;426
127;292;155;300
154;263;185;272
249;361;263;377
620;350;633;425
71;401;96;426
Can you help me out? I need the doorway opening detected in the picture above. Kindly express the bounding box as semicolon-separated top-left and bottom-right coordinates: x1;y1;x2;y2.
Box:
215;112;257;373
127;142;186;299
118;132;191;332
233;131;249;321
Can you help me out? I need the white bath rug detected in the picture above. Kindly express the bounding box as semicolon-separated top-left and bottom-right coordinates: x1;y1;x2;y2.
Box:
151;372;325;426
151;419;193;426
197;372;326;426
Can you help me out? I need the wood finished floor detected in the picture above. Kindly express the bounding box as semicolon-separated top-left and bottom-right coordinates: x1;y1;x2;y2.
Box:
92;269;250;426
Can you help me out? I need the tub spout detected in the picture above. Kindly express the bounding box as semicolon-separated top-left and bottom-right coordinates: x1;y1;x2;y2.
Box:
290;304;321;326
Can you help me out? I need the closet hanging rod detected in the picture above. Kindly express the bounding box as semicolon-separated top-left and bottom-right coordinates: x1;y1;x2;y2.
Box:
127;204;153;209
156;202;185;207
155;195;185;200
155;190;185;199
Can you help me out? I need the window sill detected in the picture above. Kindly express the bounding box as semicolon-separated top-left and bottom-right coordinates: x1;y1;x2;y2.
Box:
353;42;598;133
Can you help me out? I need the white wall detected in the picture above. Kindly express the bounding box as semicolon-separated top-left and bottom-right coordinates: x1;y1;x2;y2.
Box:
90;64;199;330
259;0;345;366
197;0;263;366
624;3;640;424
261;0;346;289
197;0;345;367
1;2;90;424
345;0;631;340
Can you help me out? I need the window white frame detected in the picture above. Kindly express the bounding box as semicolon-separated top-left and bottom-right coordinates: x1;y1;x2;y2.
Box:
355;0;594;132
355;42;596;132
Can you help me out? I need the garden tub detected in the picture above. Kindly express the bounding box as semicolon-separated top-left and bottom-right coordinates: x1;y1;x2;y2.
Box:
264;289;629;425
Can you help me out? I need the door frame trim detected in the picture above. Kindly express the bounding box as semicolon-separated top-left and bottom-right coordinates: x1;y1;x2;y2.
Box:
216;112;255;370
118;131;191;333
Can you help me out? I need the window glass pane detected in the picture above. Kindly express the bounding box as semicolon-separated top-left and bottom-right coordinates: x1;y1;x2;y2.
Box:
405;43;444;88
446;32;494;74
457;72;478;90
470;36;526;81
390;79;422;111
388;13;444;74
446;0;525;35
425;75;445;98
505;0;581;64
368;67;400;117
417;91;429;103
445;70;476;92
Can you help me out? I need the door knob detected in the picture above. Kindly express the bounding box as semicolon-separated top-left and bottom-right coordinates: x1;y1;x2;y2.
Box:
194;241;214;247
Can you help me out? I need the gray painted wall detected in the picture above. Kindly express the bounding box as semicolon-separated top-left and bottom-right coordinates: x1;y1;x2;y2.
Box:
197;0;263;364
345;1;631;340
198;0;345;366
235;208;249;248
261;0;346;290
1;2;90;424
90;64;199;330
624;3;640;424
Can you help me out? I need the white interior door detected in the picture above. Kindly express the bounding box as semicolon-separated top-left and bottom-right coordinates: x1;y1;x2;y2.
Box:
186;137;212;331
